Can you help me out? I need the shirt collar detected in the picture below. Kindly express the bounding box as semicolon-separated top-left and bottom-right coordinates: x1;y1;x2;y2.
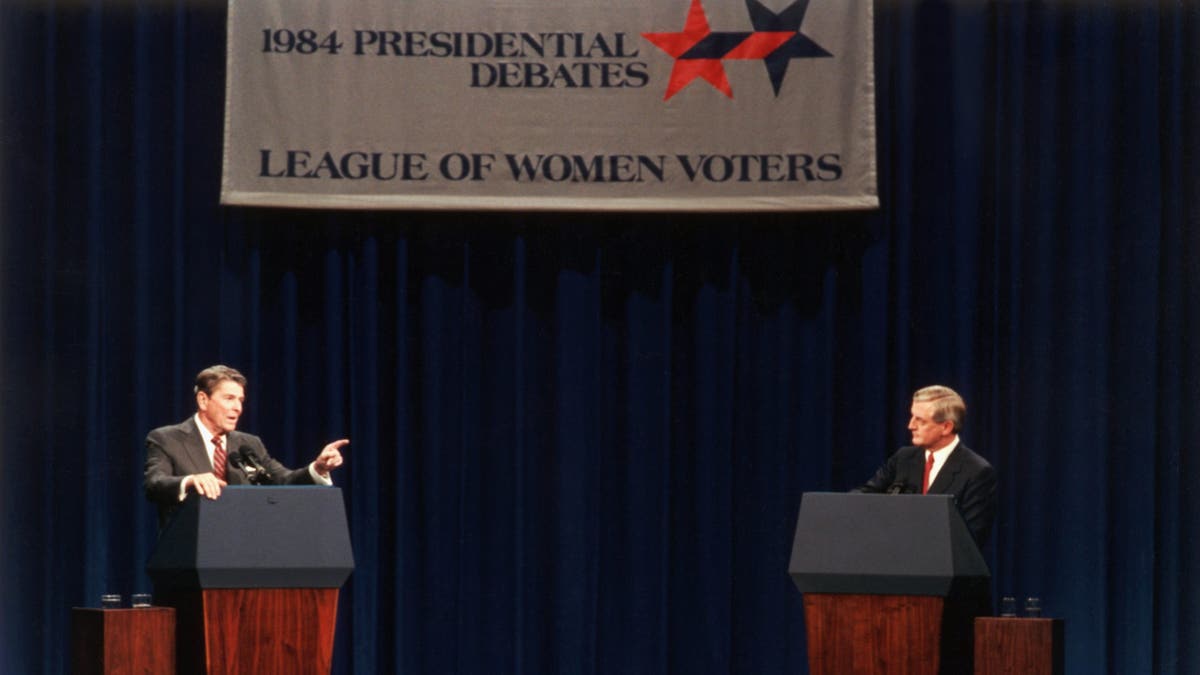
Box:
927;435;959;460
194;413;226;454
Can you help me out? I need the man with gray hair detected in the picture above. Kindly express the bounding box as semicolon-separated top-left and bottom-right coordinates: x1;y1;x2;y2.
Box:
857;385;997;545
856;385;997;675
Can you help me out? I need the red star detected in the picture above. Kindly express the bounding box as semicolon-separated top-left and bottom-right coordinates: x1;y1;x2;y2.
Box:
642;0;733;100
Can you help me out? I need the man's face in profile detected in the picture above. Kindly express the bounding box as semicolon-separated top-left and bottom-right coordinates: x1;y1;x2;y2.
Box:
908;400;953;450
197;379;244;435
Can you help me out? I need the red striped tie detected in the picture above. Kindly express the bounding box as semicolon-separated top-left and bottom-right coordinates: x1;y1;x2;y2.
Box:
212;435;227;480
922;452;934;494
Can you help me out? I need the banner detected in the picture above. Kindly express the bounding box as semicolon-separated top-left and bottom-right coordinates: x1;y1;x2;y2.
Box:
221;0;876;212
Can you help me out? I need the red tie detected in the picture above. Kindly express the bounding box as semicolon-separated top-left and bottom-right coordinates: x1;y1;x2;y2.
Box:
922;452;934;494
212;435;227;480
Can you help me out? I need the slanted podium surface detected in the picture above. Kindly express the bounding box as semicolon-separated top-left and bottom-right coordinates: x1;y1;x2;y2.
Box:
788;493;989;596
147;486;354;591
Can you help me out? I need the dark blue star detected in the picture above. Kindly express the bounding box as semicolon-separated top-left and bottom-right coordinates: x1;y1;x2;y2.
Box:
745;0;833;95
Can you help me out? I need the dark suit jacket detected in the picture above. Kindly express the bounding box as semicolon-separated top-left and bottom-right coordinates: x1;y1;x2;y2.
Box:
857;443;998;546
144;417;316;527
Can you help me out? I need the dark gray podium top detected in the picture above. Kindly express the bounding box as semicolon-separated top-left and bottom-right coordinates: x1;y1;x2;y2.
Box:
147;486;355;591
788;492;989;596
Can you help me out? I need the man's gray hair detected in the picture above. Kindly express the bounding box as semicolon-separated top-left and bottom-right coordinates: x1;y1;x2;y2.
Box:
913;385;966;432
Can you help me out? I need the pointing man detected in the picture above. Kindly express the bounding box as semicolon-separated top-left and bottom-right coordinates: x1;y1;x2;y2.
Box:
143;364;347;527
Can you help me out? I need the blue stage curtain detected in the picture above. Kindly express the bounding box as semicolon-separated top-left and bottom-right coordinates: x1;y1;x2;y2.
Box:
1;2;1197;674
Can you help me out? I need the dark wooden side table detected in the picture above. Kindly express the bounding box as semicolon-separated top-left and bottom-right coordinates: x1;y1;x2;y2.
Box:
974;617;1064;675
71;607;176;675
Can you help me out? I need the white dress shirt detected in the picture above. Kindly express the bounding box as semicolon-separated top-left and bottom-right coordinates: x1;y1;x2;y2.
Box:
925;435;960;488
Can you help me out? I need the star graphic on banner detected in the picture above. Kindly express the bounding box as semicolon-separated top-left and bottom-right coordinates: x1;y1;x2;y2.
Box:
643;0;819;100
745;0;832;95
682;30;795;62
643;0;735;100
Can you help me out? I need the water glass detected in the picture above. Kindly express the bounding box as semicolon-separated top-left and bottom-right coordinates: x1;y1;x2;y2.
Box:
999;596;1017;617
1024;596;1042;617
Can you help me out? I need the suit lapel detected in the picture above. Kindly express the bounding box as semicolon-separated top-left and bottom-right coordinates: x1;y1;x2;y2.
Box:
906;449;927;491
184;417;215;474
928;447;963;494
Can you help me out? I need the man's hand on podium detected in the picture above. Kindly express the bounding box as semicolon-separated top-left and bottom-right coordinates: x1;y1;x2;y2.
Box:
184;472;227;499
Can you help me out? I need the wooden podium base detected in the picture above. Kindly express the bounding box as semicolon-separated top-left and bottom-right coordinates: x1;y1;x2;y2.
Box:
162;588;338;675
804;594;944;675
71;607;176;675
974;617;1064;675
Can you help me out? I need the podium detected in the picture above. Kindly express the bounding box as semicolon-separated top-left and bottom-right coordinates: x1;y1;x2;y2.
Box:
147;486;355;675
788;493;990;675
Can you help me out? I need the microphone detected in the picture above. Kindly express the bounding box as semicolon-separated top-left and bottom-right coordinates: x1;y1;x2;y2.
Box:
887;481;908;495
236;445;272;485
227;451;246;472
